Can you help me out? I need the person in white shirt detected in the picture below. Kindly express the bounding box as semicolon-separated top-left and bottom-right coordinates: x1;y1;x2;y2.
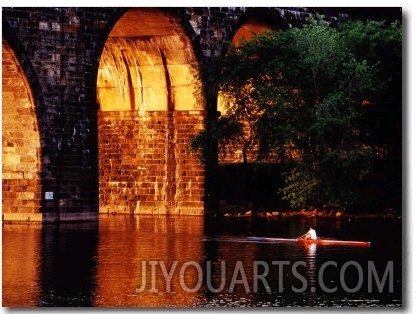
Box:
299;227;318;240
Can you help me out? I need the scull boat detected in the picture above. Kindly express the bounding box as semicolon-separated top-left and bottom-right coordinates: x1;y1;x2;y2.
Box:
247;236;370;247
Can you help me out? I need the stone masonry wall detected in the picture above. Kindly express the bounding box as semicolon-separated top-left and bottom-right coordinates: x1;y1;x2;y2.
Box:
98;110;205;215
2;40;43;222
2;7;121;222
2;7;356;222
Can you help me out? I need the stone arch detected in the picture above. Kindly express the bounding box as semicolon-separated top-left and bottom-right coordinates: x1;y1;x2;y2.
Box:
226;8;290;52
97;8;203;112
97;8;205;215
218;7;290;112
217;8;290;163
2;39;43;221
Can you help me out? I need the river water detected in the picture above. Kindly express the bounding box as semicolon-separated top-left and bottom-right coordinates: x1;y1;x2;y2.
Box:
2;215;402;307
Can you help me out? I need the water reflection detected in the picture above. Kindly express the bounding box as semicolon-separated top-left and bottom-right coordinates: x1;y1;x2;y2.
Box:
2;215;402;307
94;215;204;307
2;224;42;306
305;243;317;293
39;222;99;306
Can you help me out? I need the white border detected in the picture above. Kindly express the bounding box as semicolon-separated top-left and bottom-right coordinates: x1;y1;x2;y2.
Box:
1;2;416;313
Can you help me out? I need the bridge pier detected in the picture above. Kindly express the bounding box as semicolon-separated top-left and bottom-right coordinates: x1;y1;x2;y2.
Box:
2;7;358;223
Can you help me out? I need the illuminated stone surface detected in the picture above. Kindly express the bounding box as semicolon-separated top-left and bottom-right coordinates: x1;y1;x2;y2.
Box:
97;9;205;215
2;40;43;221
1;7;355;221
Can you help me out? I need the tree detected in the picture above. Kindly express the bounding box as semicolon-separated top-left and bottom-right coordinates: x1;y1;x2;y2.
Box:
190;15;402;212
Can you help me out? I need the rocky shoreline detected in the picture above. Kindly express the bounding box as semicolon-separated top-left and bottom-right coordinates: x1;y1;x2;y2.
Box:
216;207;402;220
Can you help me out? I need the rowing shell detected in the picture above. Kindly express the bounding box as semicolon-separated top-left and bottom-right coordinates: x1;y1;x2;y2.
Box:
247;236;370;247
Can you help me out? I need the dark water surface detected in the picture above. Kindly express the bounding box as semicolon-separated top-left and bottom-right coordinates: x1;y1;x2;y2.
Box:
2;215;402;307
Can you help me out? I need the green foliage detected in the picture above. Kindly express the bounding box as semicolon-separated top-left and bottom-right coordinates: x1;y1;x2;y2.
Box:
280;167;319;209
189;117;244;164
190;15;402;211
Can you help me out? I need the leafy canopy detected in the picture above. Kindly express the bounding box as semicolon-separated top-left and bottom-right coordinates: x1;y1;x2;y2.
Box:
190;16;402;211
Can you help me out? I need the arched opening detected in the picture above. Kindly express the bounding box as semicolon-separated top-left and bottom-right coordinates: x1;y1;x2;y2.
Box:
214;18;285;212
231;20;273;47
97;8;205;215
217;21;273;163
2;40;43;221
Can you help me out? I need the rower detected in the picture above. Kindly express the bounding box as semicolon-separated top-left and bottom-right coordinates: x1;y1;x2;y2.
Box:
299;227;318;240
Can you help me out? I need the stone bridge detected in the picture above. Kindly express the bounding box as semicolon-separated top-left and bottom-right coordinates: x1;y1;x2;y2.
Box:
2;7;387;222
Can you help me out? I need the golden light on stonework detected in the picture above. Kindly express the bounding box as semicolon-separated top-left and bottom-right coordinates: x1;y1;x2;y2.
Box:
231;20;272;47
97;8;202;113
218;21;272;116
2;40;43;220
96;8;205;216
